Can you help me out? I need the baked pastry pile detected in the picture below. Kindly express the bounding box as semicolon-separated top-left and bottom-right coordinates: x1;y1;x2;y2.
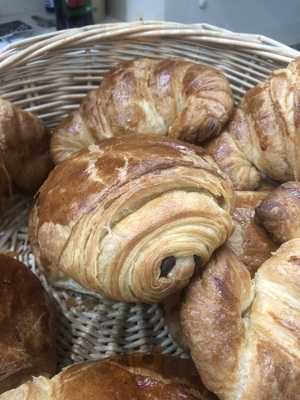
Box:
1;56;300;399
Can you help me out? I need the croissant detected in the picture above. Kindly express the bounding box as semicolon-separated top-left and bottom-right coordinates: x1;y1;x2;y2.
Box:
0;353;215;400
0;98;52;206
180;243;300;400
206;58;300;190
256;181;300;243
228;190;276;276
29;135;234;303
0;254;56;394
51;58;234;164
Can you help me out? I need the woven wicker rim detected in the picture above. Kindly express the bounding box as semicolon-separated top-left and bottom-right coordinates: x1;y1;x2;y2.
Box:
0;21;299;71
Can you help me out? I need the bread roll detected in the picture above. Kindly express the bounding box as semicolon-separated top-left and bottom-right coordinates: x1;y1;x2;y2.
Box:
256;181;300;243
0;353;216;400
29;135;234;303
181;244;300;400
0;254;56;394
51;58;234;164
207;58;300;190
228;190;276;276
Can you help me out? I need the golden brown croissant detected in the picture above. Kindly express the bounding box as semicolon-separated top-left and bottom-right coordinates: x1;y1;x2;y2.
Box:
51;58;234;164
207;58;300;190
181;243;300;400
0;98;52;206
0;254;56;394
29;135;234;303
0;353;215;400
256;181;300;243
228;190;276;276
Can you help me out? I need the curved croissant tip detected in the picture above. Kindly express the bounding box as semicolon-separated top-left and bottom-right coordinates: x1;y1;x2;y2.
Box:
194;118;221;144
207;118;220;134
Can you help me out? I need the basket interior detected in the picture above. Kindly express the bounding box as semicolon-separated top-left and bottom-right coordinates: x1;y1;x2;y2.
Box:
0;34;287;369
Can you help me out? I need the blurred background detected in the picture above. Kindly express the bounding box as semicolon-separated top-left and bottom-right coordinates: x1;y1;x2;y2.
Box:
1;0;300;48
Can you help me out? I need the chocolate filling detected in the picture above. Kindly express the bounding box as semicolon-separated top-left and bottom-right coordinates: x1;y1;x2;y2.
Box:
160;255;203;278
193;255;203;269
193;255;205;278
160;256;176;278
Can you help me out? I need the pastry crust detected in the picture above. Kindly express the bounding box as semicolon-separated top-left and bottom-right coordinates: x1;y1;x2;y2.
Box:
256;181;300;243
228;190;276;276
0;254;56;394
0;98;52;191
29;134;234;303
207;58;300;190
181;243;300;400
51;58;234;164
0;353;216;400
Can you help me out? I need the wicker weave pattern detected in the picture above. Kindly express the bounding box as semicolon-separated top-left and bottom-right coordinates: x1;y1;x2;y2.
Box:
0;21;298;369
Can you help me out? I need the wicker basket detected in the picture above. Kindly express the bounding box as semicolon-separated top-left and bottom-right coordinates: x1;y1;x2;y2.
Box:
0;21;298;369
